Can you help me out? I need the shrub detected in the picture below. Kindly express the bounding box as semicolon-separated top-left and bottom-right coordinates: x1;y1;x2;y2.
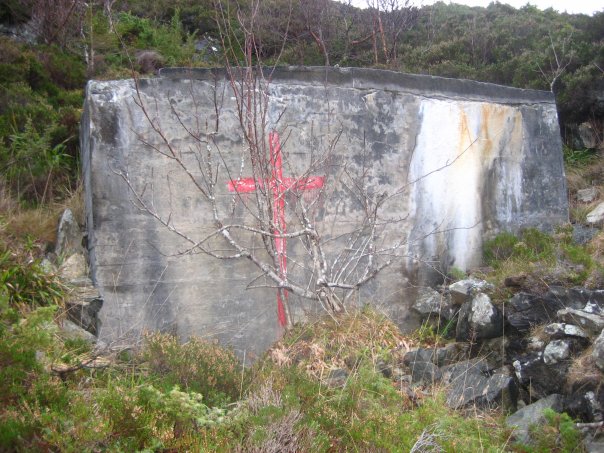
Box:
142;332;242;406
0;249;65;309
484;228;555;267
525;409;584;452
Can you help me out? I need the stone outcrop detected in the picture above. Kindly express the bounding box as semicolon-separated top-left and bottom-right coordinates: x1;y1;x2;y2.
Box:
404;277;604;447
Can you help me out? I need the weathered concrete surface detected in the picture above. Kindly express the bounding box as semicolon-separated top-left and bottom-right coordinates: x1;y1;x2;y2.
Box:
81;67;568;355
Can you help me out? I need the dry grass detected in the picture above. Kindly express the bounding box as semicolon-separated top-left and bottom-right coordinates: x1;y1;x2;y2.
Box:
269;308;415;381
565;155;604;224
565;346;603;393
588;231;604;261
0;182;83;249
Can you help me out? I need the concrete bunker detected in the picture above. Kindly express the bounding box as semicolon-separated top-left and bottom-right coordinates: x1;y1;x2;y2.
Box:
81;67;568;356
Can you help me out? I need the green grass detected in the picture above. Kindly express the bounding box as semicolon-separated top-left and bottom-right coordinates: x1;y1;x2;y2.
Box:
481;227;600;291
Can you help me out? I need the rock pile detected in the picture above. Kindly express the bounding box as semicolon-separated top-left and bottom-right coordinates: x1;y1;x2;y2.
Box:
404;278;604;449
53;209;103;343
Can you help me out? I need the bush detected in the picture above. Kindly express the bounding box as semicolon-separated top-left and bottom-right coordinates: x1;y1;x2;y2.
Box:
142;332;242;406
484;228;555;267
0;249;65;309
525;409;584;452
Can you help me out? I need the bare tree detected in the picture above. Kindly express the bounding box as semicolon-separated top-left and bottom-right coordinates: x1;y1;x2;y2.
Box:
112;0;475;331
537;29;575;93
22;0;87;48
365;0;417;66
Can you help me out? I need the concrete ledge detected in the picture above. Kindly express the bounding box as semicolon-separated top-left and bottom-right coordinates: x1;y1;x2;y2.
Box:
159;66;555;105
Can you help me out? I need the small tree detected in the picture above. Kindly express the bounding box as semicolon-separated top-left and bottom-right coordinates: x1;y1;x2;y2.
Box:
116;0;468;330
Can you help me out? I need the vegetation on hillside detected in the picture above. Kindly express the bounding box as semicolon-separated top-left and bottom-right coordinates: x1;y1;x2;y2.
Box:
0;0;602;450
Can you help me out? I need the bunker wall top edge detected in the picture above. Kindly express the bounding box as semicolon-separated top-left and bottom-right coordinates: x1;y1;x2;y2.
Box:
154;66;555;105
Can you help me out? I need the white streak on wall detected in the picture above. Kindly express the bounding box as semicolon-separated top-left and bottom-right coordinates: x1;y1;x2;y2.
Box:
409;99;524;272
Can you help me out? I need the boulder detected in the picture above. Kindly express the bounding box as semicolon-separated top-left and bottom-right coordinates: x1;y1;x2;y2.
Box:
506;394;564;444
449;279;494;306
403;343;469;368
60;319;97;343
506;292;570;333
411;287;455;321
593;329;604;372
587;202;604;225
55;209;82;257
325;368;348;387
543;340;570;365
59;253;88;281
544;322;589;339
572;224;599;245
409;361;442;384
546;286;595;309
65;284;103;335
512;352;569;400
578;122;599;149
442;359;517;410
577;187;599;203
456;293;503;341
557;308;604;336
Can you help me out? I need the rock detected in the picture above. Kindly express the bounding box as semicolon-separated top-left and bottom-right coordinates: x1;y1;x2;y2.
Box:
572;224;599;245
59;253;88;281
587;202;604;225
449;279;494;305
376;359;392;378
39;257;57;274
412;287;454;320
546;286;594;310
456;293;503;341
578;122;599;149
506;394;564;444
557;308;604;336
504;274;527;288
585;436;604;453
442;359;517;410
565;391;604;423
409;361;442;384
403;343;469;368
325;368;348;387
577;188;599;203
544;322;589;339
512;352;569;400
436;342;470;366
543;340;570;365
479;336;509;367
55;209;82;256
526;337;546;352
584;301;604;315
65;285;103;335
60;319;97;343
506;292;566;333
593;330;604;372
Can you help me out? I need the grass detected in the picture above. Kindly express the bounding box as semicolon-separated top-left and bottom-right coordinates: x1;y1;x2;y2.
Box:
480;227;603;294
0;226;588;452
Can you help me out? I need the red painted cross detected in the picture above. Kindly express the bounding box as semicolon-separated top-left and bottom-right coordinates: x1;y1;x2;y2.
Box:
227;131;324;326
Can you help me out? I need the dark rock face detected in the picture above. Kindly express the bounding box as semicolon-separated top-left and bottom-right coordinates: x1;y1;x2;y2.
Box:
506;293;563;333
403;282;604;438
409;361;442;384
441;359;517;410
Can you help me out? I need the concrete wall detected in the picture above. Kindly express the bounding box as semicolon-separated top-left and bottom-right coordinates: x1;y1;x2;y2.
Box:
81;67;568;356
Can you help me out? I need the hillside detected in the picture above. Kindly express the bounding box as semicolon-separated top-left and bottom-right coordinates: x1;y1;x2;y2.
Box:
0;1;603;451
